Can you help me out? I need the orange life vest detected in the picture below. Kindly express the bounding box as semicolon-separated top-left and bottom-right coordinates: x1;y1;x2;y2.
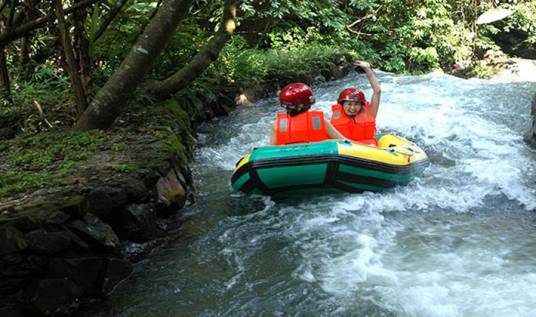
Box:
275;111;329;145
330;102;377;145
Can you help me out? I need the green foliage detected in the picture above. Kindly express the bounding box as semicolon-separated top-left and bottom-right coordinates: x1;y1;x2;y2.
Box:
2;0;536;144
210;39;349;87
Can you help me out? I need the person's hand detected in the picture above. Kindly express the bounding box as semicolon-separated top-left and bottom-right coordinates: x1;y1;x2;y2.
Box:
354;60;371;71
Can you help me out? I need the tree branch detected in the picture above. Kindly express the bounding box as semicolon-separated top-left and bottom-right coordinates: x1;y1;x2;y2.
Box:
146;0;237;99
0;0;102;48
92;0;128;42
53;0;88;113
74;0;194;131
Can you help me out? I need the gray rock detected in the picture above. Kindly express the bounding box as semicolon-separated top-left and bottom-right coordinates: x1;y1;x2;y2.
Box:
121;204;157;242
48;257;104;293
24;230;71;255
82;190;114;217
0;253;48;277
101;258;133;295
329;63;345;79
44;211;71;225
67;213;119;249
24;278;82;316
156;169;186;208
0;225;27;255
63;228;89;250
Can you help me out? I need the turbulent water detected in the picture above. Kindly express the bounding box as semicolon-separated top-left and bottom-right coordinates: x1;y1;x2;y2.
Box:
89;72;536;317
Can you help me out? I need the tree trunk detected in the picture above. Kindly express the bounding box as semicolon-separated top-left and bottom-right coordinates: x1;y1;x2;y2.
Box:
0;17;11;100
146;0;237;99
72;0;91;90
74;0;193;131
0;48;10;99
53;0;88;114
18;0;42;79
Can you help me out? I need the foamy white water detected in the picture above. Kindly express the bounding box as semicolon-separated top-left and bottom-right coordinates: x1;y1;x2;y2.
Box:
87;72;536;317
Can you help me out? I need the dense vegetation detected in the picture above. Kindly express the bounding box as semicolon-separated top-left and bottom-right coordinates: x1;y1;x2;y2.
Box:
0;0;535;133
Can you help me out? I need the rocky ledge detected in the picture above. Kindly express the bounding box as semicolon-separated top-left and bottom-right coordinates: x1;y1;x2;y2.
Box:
0;54;355;316
0;105;195;316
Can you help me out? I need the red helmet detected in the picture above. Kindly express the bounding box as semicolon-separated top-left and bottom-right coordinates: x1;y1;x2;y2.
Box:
338;88;366;105
280;83;315;115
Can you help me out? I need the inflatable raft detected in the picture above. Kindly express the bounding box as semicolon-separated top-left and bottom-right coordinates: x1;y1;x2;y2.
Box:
231;134;429;196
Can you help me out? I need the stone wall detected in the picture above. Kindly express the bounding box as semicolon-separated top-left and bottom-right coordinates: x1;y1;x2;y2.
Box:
0;157;191;316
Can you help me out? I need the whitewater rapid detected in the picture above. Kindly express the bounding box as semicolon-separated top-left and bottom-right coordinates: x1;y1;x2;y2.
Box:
87;72;536;317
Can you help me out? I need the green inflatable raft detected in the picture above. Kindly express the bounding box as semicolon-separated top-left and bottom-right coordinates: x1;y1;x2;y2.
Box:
231;134;429;196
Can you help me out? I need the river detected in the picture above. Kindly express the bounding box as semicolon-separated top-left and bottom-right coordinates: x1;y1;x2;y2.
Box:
87;72;536;317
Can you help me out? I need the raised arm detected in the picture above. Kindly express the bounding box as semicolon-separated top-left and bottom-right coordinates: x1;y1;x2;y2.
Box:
355;61;381;118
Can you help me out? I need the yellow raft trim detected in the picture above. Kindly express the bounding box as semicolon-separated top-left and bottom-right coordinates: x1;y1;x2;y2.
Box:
337;134;428;166
234;153;251;173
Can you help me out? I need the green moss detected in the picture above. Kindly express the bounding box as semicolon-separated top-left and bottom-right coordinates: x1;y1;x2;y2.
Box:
112;143;127;151
0;171;50;197
0;130;127;198
111;163;148;173
0;195;85;225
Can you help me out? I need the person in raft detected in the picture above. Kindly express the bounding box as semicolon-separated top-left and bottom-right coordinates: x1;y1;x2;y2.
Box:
331;60;381;146
270;83;347;145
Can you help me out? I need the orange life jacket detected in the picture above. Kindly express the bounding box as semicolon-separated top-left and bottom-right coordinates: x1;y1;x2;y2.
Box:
275;111;329;145
330;102;377;145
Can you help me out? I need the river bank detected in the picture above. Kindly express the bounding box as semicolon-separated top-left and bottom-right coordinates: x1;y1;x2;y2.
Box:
0;51;354;316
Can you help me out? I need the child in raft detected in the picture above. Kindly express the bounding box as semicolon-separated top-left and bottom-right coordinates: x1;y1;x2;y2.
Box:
269;82;347;145
330;60;381;146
